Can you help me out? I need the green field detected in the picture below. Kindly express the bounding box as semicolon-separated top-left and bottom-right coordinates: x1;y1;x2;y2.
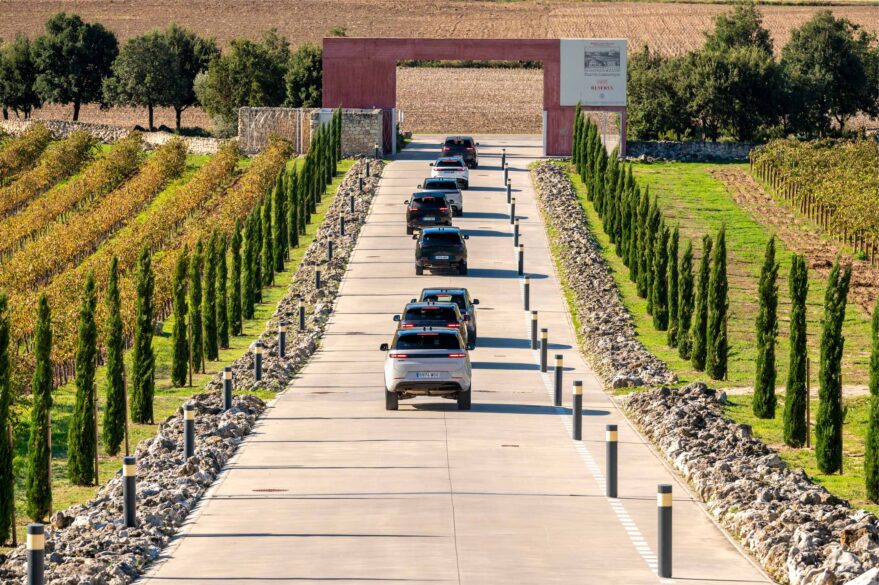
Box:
3;159;353;548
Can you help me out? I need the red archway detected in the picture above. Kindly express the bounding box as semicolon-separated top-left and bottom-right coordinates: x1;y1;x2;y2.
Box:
322;38;626;157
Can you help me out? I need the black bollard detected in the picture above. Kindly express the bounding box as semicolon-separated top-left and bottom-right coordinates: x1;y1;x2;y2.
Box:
607;425;619;498
540;328;548;372
658;484;673;578
327;239;334;262
506;180;512;205
375;143;381;160
223;366;233;411
298;299;305;332
553;354;563;407
123;456;137;527
340;215;346;237
510;197;516;225
315;268;321;290
365;160;370;177
278;321;287;358
513;219;520;248
358;176;363;193
350;193;356;214
27;523;44;585
501;148;506;168
517;244;524;276
523;275;530;311
254;341;264;381
503;163;509;185
183;402;195;459
572;381;583;440
530;310;538;350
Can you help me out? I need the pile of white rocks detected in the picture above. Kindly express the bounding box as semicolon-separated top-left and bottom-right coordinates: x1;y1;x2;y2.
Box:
0;392;264;585
204;157;383;395
625;384;879;585
531;162;674;388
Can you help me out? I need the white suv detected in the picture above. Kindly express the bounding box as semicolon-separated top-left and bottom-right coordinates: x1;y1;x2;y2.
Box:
380;328;472;410
430;156;469;190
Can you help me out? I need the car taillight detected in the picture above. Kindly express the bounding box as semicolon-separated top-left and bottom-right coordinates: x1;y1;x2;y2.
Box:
446;323;460;328
401;323;414;328
466;147;474;150
389;353;408;358
408;207;418;211
443;147;450;151
447;353;466;358
439;207;448;211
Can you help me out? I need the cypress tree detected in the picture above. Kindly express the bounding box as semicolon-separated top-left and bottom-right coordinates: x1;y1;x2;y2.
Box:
706;226;729;381
188;241;204;374
667;227;680;346
68;270;98;485
637;191;652;298
130;247;155;424
816;258;852;474
254;209;263;302
677;240;695;359
572;102;582;163
102;257;125;456
866;295;879;500
691;235;713;371
273;171;287;272
261;195;274;287
0;293;13;543
203;233;219;361
217;236;229;349
651;224;670;330
230;222;243;334
242;214;256;319
298;167;308;234
26;294;52;522
753;237;779;418
288;170;300;248
784;254;809;447
171;247;189;387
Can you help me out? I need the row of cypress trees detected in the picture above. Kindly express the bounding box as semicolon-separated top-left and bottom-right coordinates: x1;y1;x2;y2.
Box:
0;109;344;534
571;108;729;380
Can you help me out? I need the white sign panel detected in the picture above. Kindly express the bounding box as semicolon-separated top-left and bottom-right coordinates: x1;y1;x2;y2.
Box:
559;39;627;107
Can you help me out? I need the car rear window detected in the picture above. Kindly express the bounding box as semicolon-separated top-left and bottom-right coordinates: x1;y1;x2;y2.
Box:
436;160;461;168
422;293;466;311
404;306;458;321
412;196;446;209
423;179;457;190
445;139;473;147
421;233;462;246
395;332;462;350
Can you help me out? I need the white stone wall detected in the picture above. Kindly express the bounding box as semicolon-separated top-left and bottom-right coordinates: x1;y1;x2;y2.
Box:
239;107;383;156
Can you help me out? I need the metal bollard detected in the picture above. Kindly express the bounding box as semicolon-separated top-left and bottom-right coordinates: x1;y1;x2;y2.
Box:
513;219;520;248
315;268;321;290
358;176;363;193
506;180;512;205
350;193;356;214
607;425;618;498
340;215;346;237
254;341;264;381
327;239;334;262
554;354;563;406
27;523;44;585
123;456;137;527
183;402;195;459
503;163;509;185
658;484;673;578
540;329;548;372
572;381;583;440
374;143;381;160
523;275;530;310
365;160;370;177
501;148;506;168
517;244;524;276
222;366;233;411
530;311;538;350
278;321;287;358
298;299;305;332
510;197;516;225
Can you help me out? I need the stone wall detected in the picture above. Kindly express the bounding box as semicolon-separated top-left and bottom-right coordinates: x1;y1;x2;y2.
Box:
627;140;758;162
238;107;383;156
0;119;222;155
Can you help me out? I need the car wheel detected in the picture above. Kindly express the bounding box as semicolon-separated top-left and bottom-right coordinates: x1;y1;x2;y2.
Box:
458;262;468;276
467;342;475;351
457;388;471;410
386;391;399;411
472;162;478;169
454;208;463;218
415;264;424;275
463;181;469;190
406;226;413;235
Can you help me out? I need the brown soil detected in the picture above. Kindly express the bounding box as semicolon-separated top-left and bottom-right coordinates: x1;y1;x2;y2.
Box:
711;168;879;316
24;103;212;132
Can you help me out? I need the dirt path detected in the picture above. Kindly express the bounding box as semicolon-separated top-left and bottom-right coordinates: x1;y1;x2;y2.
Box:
712;168;879;316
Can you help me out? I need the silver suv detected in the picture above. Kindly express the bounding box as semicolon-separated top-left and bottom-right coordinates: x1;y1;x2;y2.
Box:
380;328;472;411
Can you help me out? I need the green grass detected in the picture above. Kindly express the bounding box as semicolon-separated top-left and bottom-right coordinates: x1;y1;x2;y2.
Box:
567;162;873;390
3;159;353;549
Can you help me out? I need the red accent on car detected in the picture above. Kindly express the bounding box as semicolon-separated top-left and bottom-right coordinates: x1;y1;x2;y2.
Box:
446;323;460;328
401;323;414;328
447;353;466;358
438;207;448;211
389;353;409;358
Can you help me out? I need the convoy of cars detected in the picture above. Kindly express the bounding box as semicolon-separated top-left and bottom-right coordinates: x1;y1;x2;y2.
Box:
381;137;483;411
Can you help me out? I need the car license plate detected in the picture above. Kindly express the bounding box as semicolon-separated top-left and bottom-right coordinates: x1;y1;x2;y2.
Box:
434;255;449;260
423;216;435;221
416;372;441;379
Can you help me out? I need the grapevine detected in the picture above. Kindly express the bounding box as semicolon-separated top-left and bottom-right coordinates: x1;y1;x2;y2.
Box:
0;123;53;186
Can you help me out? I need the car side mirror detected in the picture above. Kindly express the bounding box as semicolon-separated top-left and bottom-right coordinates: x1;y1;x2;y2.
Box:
476;142;480;146
463;315;470;321
379;343;389;351
412;235;418;240
463;235;469;240
411;298;417;303
404;200;409;205
417;184;422;189
393;315;401;322
429;162;434;167
473;299;480;305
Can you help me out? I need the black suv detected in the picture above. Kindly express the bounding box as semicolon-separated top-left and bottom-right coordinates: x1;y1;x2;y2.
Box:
414;227;469;275
418;178;463;217
393;302;471;349
405;192;452;235
442;136;478;168
416;288;480;346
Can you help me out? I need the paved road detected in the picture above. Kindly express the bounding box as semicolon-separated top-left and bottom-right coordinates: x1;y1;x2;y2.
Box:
142;136;772;585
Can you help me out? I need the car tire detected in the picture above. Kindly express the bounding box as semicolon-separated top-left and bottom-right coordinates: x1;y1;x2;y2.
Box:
472;161;478;169
457;388;471;410
467;342;475;351
406;226;413;235
386;391;399;411
415;264;424;275
458;262;468;276
454;208;463;218
463;181;469;190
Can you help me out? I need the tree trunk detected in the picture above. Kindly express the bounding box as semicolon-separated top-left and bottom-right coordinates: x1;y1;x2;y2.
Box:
73;101;81;122
175;107;182;131
148;105;154;131
1;107;7;120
